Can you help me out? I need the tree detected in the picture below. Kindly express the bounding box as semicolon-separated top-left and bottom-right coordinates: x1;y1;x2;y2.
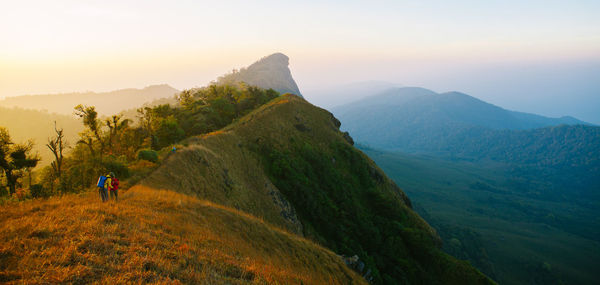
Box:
154;116;185;149
0;127;39;195
105;114;130;151
137;107;154;137
74;104;105;157
46;121;67;179
177;89;196;109
0;127;11;194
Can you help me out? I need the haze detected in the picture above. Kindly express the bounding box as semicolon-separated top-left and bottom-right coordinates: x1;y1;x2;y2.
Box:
1;0;599;123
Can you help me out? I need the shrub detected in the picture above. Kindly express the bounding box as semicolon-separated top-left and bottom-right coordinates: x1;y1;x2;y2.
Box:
0;185;8;197
102;156;130;178
154;117;185;149
138;149;159;163
30;184;51;198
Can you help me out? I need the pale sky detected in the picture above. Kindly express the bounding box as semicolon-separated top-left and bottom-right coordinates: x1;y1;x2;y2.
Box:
1;0;599;122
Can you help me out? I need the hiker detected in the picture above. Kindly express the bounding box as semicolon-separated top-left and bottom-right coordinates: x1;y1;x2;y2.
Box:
97;174;109;202
110;172;119;202
104;173;113;202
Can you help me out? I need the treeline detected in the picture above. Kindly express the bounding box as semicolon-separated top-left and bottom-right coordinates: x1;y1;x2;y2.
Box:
0;83;279;199
433;125;600;200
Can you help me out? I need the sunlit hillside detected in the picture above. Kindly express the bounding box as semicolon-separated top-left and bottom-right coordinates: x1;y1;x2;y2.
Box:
0;185;365;284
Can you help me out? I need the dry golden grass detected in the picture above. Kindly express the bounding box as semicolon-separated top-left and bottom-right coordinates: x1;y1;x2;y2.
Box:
0;186;365;284
202;130;227;138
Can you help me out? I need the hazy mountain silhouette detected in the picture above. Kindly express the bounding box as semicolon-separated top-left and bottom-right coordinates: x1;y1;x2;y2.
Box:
0;84;179;116
333;87;588;137
0;106;83;167
217;53;302;96
304;80;402;108
333;87;592;150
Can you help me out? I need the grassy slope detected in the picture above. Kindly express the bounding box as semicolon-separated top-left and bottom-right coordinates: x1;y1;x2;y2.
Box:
361;148;600;285
143;95;494;284
0;185;365;284
141;129;305;235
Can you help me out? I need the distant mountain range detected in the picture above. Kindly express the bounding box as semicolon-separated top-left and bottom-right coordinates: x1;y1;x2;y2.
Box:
304;80;402;108
216;53;302;96
0;84;179;116
332;86;599;196
333;87;587;136
333;87;592;152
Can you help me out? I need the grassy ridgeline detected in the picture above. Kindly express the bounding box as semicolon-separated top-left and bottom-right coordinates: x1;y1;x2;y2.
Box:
143;95;494;284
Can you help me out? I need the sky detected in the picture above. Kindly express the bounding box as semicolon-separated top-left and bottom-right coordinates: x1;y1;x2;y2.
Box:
1;0;599;122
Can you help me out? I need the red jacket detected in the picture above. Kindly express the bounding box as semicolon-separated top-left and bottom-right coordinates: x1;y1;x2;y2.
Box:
111;178;119;191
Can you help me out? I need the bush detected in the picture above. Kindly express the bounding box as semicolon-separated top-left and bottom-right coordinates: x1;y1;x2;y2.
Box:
138;149;159;163
30;184;51;198
102;156;130;178
0;185;8;197
154;117;185;149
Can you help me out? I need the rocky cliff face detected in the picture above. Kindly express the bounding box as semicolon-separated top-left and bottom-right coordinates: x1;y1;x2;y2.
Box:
217;53;302;97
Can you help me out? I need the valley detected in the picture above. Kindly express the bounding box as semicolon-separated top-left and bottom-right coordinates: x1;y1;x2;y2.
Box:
360;147;600;284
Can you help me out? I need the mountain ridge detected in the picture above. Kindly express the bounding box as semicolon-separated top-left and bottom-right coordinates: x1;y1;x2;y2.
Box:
141;94;494;284
333;87;589;132
217;53;302;97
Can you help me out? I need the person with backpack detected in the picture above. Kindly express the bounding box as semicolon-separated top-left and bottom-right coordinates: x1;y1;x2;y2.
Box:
109;172;119;202
104;173;113;200
97;174;109;202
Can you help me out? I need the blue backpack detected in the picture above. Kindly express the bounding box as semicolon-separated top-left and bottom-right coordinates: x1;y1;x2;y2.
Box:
97;175;107;188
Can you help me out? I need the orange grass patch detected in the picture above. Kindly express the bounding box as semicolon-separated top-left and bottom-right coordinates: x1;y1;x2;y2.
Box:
202;130;227;138
0;186;365;284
